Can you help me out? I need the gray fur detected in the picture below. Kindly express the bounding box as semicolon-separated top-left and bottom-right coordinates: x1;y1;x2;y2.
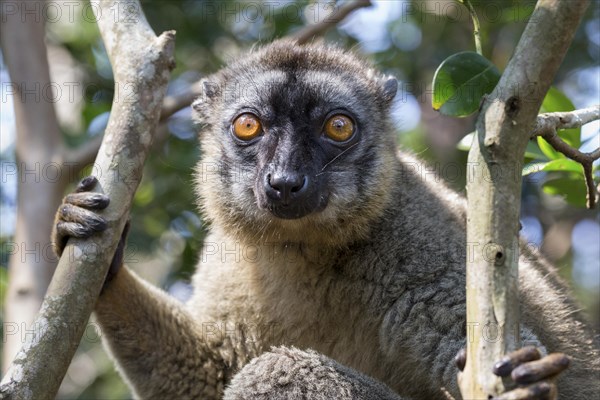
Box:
79;40;599;399
224;347;401;400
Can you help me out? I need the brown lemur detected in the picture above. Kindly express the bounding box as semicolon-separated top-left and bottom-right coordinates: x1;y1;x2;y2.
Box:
53;40;599;399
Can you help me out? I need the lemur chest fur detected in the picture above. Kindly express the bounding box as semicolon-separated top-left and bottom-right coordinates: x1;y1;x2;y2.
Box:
187;227;464;393
189;233;395;365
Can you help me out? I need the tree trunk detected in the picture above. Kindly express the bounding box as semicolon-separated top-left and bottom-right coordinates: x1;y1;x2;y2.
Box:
0;0;176;398
461;0;590;398
0;0;68;372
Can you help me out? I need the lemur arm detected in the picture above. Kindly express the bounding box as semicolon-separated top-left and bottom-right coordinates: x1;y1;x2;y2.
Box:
53;177;235;399
95;266;230;399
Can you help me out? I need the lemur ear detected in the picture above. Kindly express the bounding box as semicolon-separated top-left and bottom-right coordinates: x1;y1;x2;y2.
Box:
202;80;220;99
192;79;221;113
381;77;398;104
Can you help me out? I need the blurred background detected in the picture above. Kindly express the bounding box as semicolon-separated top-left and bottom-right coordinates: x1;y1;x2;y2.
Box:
1;0;598;398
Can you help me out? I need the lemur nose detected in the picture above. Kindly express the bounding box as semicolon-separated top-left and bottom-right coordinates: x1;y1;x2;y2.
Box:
266;173;308;204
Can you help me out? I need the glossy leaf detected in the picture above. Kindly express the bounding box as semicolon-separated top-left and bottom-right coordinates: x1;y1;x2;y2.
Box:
432;51;501;117
522;158;583;176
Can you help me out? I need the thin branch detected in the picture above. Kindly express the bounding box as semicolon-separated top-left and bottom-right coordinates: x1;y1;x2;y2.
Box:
542;132;598;208
532;105;600;134
538;130;600;166
64;134;104;171
0;0;175;397
531;106;600;208
66;79;201;168
293;0;372;45
160;81;203;122
458;0;483;55
65;106;177;170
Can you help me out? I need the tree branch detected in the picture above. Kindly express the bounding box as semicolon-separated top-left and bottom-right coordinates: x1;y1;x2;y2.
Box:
533;105;600;134
0;0;175;398
64;134;104;171
66;80;202;169
531;105;600;208
461;0;590;398
160;81;203;122
0;0;68;373
292;0;372;45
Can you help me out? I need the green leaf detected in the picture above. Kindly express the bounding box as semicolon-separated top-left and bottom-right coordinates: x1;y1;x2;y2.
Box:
523;158;583;176
539;159;583;174
542;176;588;207
540;87;575;113
540;87;580;149
537;136;564;160
432;51;501;117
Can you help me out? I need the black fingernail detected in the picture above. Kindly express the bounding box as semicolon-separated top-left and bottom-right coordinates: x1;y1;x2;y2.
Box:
90;216;108;231
91;194;110;209
455;348;466;371
493;359;512;377
511;365;534;384
78;176;98;191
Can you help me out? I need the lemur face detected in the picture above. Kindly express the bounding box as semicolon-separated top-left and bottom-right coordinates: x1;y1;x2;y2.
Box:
193;40;398;244
225;69;370;220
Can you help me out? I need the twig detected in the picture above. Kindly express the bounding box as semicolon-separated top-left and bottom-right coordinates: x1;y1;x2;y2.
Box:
64;81;199;169
0;0;175;398
160;81;203;122
64;134;104;171
65;100;183;170
457;0;483;55
293;0;372;45
532;105;600;208
532;105;600;134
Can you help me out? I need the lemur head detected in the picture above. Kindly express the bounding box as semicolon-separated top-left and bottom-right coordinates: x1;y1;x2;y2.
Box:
193;40;398;246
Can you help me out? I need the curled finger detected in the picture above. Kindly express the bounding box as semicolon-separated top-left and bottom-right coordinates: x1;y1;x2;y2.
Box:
494;346;542;377
511;354;570;385
492;381;555;400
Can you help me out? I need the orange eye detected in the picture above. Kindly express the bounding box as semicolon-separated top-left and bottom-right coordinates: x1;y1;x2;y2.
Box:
324;114;354;142
233;113;262;140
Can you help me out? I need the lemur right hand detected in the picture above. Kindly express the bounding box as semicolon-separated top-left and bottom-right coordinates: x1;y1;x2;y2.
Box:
52;176;129;284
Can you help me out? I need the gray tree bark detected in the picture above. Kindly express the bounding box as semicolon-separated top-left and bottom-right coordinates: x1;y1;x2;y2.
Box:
0;0;175;398
461;0;590;398
0;0;68;373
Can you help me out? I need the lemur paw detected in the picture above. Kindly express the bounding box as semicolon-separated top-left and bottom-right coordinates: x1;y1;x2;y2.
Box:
52;176;109;257
455;346;569;400
492;347;568;400
52;176;130;285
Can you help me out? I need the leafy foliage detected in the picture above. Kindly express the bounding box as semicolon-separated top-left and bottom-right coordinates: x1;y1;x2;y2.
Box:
433;2;593;208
